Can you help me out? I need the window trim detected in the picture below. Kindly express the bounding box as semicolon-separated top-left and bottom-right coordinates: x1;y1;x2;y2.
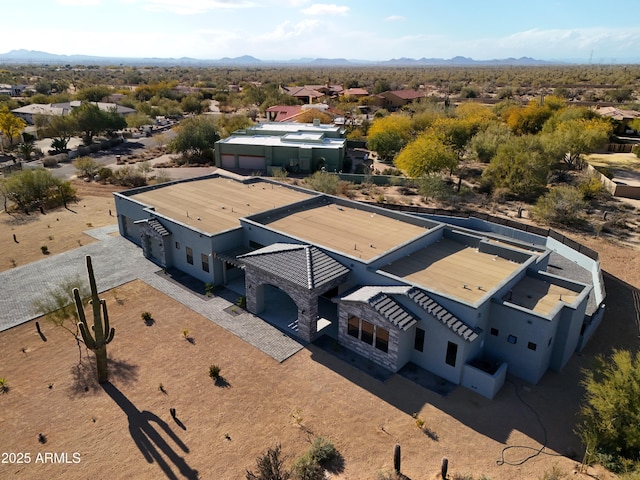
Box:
185;246;193;265
201;253;210;272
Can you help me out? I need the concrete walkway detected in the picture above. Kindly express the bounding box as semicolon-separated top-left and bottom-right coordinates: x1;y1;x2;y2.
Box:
0;229;303;362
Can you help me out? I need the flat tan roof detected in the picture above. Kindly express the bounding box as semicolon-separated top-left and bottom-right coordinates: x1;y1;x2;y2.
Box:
381;238;523;303
506;276;579;315
260;203;432;261
129;177;314;234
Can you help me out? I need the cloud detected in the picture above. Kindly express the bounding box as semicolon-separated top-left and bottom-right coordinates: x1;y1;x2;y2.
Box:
56;0;101;5
302;3;349;16
257;20;320;41
385;15;405;22
139;0;255;15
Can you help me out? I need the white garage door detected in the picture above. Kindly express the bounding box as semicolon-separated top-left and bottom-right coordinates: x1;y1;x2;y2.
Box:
238;155;265;170
221;154;235;169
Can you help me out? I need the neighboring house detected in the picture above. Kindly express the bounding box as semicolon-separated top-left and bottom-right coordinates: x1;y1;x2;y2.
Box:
0;84;28;97
280;84;344;103
376;89;428;110
214;121;347;173
114;173;605;399
11;101;135;125
342;87;369;98
594;106;640;134
265;104;342;123
11;104;71;124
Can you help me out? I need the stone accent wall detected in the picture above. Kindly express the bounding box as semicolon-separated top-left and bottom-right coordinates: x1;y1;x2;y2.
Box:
244;266;347;342
338;303;401;372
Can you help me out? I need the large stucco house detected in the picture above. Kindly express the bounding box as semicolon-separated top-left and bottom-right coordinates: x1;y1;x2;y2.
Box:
214;121;347;174
114;174;605;399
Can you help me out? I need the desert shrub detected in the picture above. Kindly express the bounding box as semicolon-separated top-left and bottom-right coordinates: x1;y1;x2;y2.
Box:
42;157;58;168
97;167;113;182
307;437;337;466
110;165;147;187
270;167;288;179
291;452;322;480
0;377;8;393
236;296;246;308
531;186;586;226
539;465;567;480
40;245;49;254
246;444;291;480
208;364;221;380
305;171;339;195
418;175;454;202
578;174;607;200
336;180;352;197
632;144;640;158
141;311;153;324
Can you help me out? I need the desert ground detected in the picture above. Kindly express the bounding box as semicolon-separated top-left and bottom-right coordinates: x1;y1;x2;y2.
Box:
1;179;638;480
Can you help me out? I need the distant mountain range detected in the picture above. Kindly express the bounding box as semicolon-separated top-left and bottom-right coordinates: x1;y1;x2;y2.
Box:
0;49;564;67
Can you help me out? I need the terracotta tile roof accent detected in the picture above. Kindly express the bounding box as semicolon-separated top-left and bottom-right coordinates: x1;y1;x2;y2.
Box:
341;285;480;341
239;243;349;289
343;88;369;96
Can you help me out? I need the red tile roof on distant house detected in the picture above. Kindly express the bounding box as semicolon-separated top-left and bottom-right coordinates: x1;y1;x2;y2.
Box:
343;88;369;96
382;89;427;100
265;105;303;122
282;86;325;100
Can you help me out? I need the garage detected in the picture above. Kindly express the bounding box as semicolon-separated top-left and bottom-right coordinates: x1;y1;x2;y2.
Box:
221;154;235;169
238;155;266;171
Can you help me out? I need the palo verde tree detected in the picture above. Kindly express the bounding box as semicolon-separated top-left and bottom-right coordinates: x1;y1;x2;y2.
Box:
74;255;115;384
578;349;640;473
366;114;414;162
0;108;26;147
394;132;458;178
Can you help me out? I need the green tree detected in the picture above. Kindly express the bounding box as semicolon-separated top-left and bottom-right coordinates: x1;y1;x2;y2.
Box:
531;186;586;225
367;114;413;162
168;115;219;162
394;133;458;177
47;114;77;152
18;141;35;161
72;103;106;144
482;135;551;198
246;444;291;480
578;349;640;472
541;117;612;169
0;109;26;146
180;94;204;114
1;168;74;211
76;85;112;102
215;114;254;138
468;122;513;163
73;156;100;178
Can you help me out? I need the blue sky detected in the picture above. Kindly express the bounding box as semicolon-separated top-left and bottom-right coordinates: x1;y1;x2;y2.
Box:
4;0;640;62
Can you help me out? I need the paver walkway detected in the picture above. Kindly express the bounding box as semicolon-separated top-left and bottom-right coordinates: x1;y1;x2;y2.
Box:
0;228;303;362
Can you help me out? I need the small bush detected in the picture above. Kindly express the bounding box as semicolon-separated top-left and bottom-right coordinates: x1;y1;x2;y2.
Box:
291;452;323;480
40;245;49;255
236;296;246;308
308;437;337;466
531;186;587;226
141;311;153;325
305;171;340;195
0;377;8;393
208;364;221;380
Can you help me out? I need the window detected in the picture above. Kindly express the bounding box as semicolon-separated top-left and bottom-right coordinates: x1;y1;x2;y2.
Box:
490;328;499;336
507;335;517;345
186;246;193;265
445;341;458;367
201;253;209;272
361;320;374;345
175;241;180;249
527;342;537;351
414;328;425;352
347;316;359;338
548;337;553;347
375;327;389;353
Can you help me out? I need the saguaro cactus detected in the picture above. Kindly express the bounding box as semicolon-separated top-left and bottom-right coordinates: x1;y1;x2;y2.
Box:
74;255;115;383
